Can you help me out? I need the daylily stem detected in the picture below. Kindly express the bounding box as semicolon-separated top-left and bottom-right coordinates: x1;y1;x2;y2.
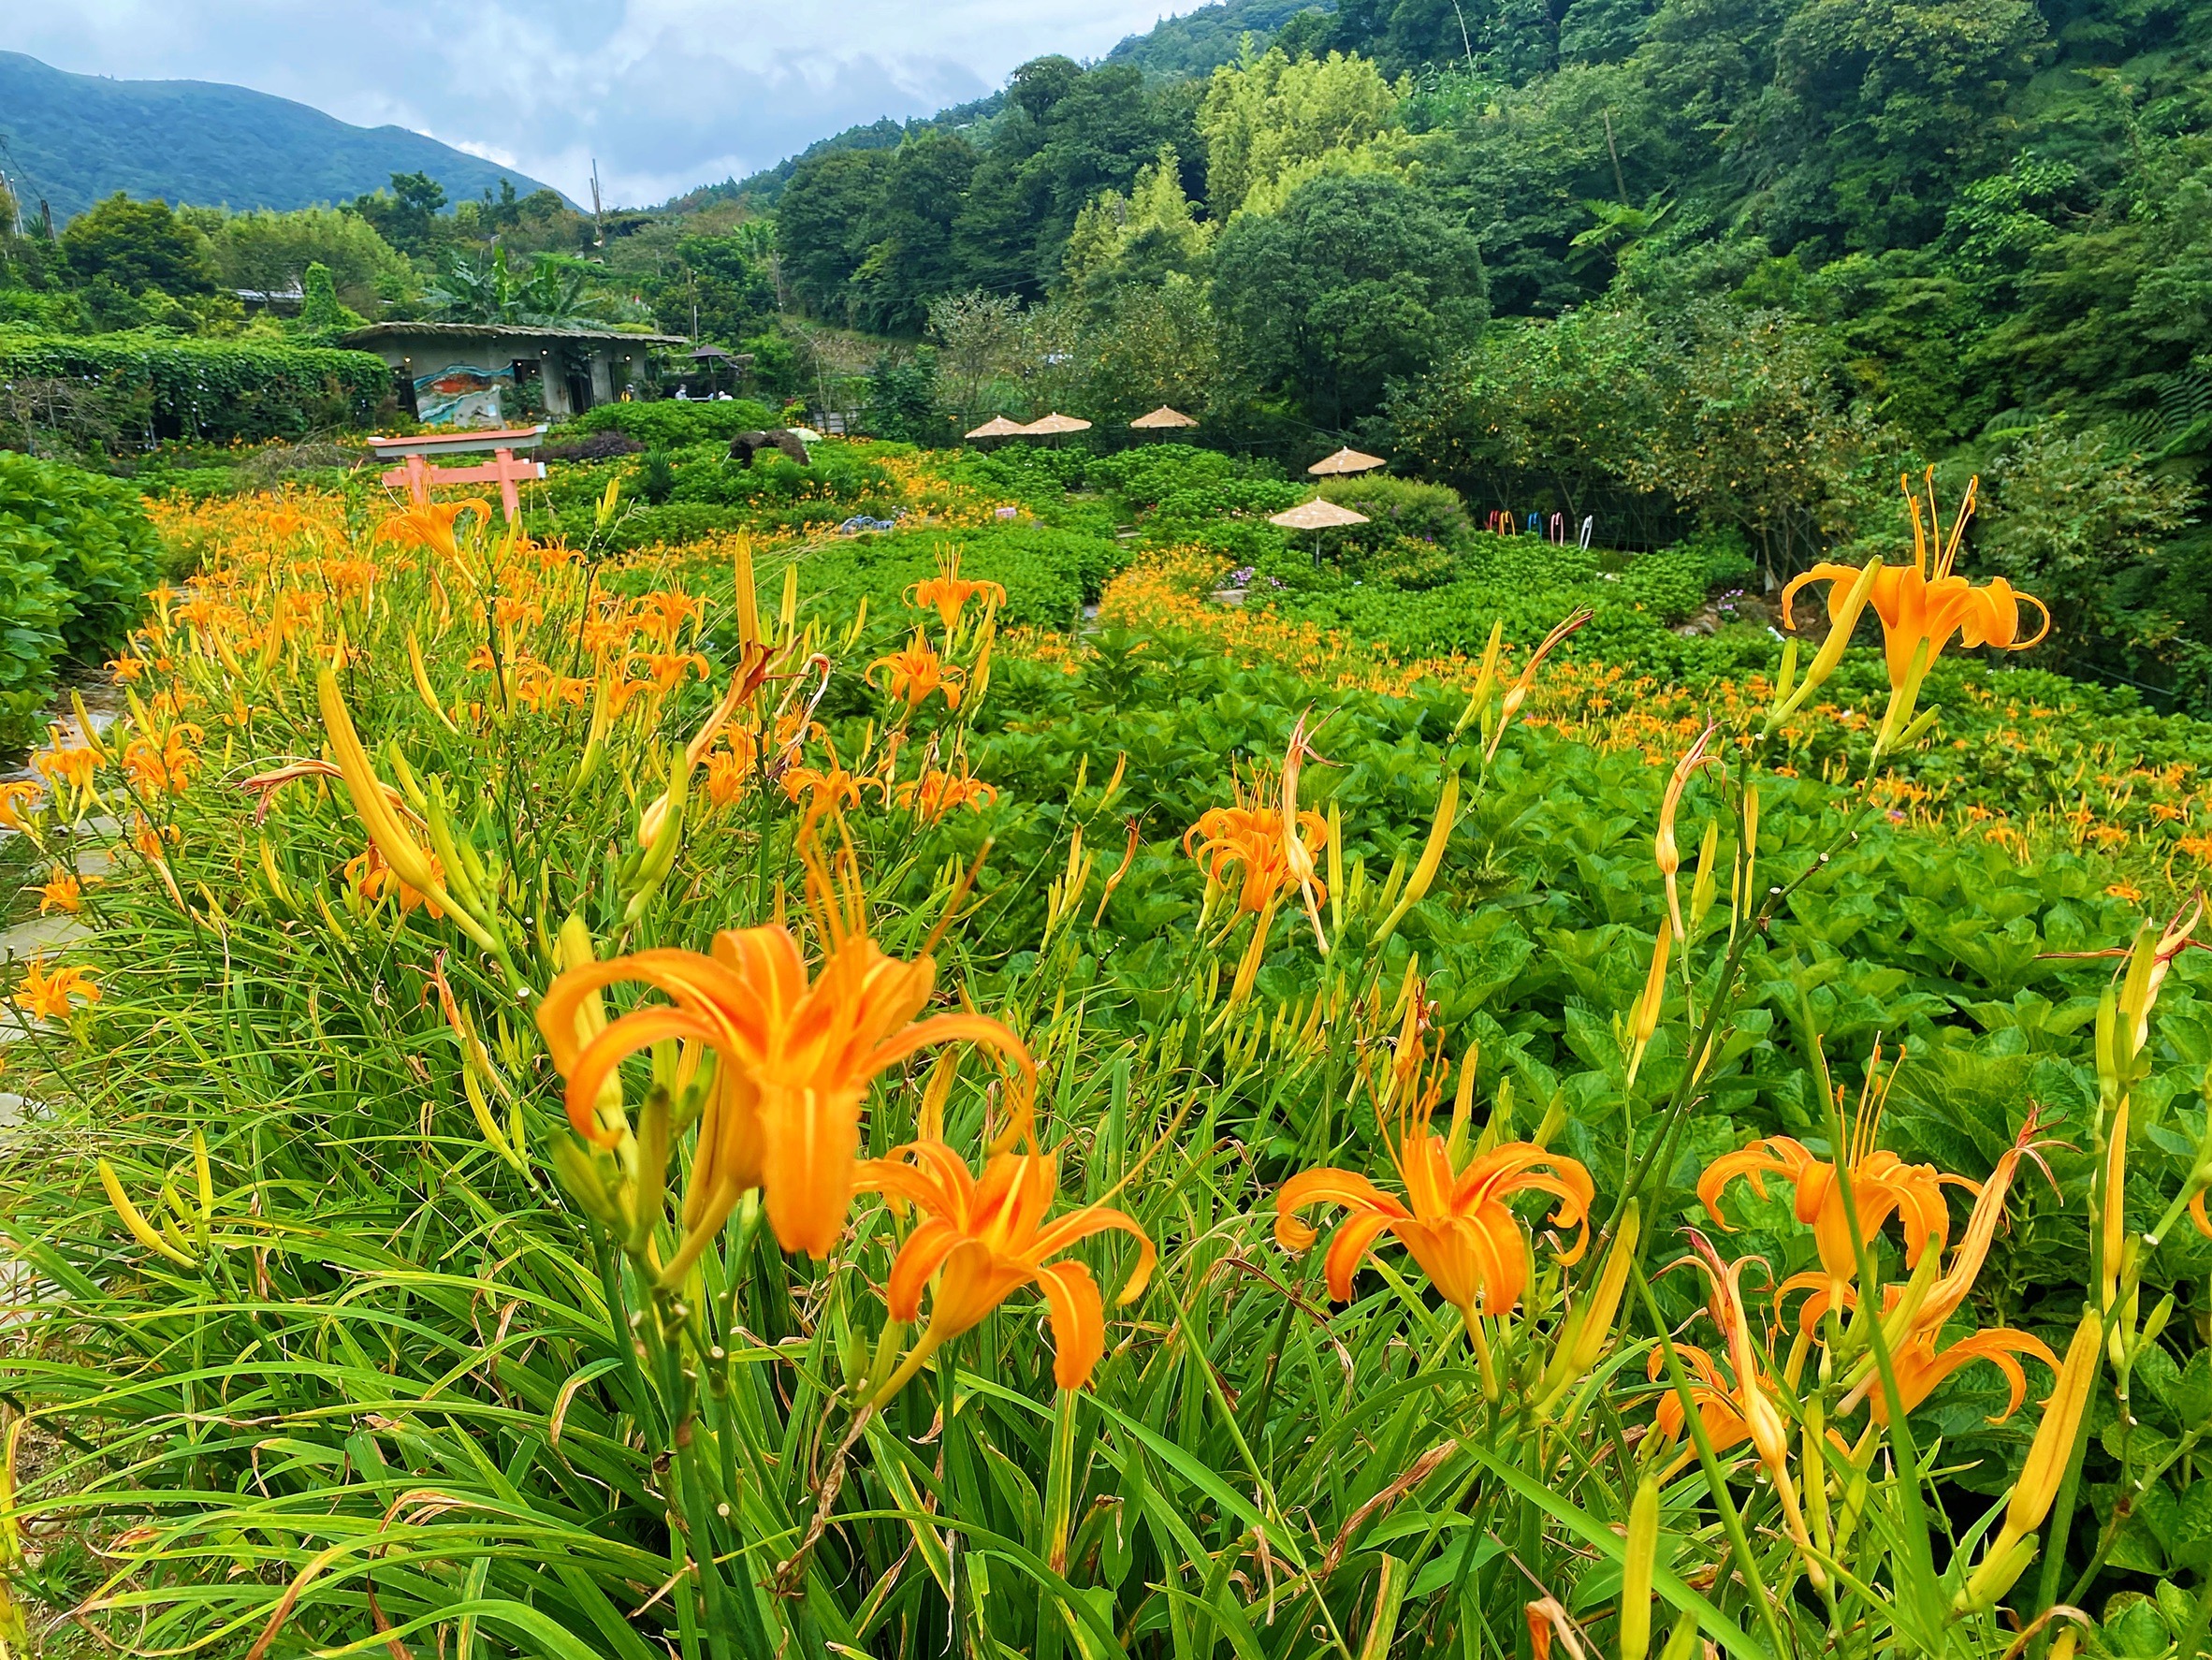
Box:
1631;1261;1788;1660
871;1328;944;1410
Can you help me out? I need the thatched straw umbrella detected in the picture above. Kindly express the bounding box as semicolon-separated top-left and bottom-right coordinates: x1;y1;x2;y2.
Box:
1307;445;1387;476
1269;495;1371;561
965;415;1028;442
1129;405;1199;439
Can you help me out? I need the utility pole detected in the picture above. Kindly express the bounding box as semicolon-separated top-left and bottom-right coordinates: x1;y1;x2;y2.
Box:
0;135;34;237
589;159;605;248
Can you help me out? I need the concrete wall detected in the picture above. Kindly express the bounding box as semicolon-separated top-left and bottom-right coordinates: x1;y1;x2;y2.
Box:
358;333;659;421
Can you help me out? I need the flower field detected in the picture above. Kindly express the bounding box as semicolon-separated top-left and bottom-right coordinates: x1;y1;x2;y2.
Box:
3;450;2212;1659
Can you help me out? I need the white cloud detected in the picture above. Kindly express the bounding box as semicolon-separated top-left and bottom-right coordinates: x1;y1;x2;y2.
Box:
6;0;1204;204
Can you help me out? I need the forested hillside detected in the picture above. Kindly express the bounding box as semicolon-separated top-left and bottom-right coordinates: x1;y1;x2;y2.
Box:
763;0;2212;711
0;51;565;222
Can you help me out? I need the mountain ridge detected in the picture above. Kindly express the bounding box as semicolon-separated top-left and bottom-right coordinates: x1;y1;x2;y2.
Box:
652;0;1317;212
0;51;569;223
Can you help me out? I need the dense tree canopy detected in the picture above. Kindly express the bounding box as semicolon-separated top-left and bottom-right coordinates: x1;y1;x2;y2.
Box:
60;195;218;299
1214;172;1485;427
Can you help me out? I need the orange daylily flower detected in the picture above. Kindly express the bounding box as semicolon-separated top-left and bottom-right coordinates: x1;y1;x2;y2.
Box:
706;739;759;809
784;749;867;824
36;869;84;915
908;550;1006;633
1780;1113;2059;1424
1276;1032;1592;1337
374;499;494;567
35;746;98;800
895;766;998;822
0;780;41;831
1185;764;1330;918
633;588;700;646
638;649;711;696
869;632;965;714
13;954;99;1018
108;656;148;684
537;866;1036;1263
1657;1234;1820;1579
854;1139;1154;1393
343;846;446;919
123;726;201;797
1781;473;2049;692
1700;1043;1960;1289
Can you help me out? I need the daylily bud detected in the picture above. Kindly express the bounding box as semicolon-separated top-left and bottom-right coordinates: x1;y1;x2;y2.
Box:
1894;704;1942;750
1871;633;1935;759
1624;918;1673;1090
1688;819;1721;931
2117;920;2162;1070
2144;1291;2174;1345
1539;1201;1638;1407
837;1314;870;1393
1373;770;1459;948
573;668;616;792
1772;635;1799;711
1956;1531;2039;1613
1768;556;1879;730
1621;1474;1659;1660
633;1085;673;1260
405;629;459;734
1453;620;1506;738
2100;1099;2131;1318
549;1134;621;1227
2094;985;2119;1099
623;748;691;925
1969;1309;2101;1594
97;1158;199;1270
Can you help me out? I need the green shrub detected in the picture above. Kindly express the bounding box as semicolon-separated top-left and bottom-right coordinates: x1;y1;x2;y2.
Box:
532;440;905;549
556;398;779;449
1085;443;1285;513
0;328;390;444
942;444;1096;502
1315;473;1471;554
0;450;161;664
0;522;68;754
1361;536;1461;589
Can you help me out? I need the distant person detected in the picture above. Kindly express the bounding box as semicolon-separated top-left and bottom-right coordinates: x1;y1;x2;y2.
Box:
676;386;691;400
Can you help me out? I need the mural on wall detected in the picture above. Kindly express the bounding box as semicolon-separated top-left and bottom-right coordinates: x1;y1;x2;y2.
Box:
415;364;512;426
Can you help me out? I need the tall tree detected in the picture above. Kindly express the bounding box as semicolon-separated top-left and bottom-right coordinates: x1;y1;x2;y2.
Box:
777;150;893;319
1213;171;1487;426
60;195;218;298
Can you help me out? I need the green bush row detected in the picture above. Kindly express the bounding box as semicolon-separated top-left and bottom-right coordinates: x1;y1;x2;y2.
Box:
552;399;780;451
0;452;163;753
0;328;391;444
531;440;903;549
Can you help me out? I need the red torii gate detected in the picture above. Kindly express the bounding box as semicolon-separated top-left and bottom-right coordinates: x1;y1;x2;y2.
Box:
366;426;549;522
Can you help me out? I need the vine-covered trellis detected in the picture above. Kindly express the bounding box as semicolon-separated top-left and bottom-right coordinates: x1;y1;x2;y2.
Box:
0;329;391;444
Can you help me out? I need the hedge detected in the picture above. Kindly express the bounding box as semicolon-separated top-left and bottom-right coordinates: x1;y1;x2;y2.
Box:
554;399;779;450
0;328;391;443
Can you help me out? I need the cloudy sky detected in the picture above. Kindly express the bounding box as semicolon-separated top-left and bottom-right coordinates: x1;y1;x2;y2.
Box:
9;1;1202;206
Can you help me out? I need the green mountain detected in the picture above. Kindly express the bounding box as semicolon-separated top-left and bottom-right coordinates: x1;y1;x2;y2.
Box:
656;3;1315;213
1103;0;1331;75
0;51;568;223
